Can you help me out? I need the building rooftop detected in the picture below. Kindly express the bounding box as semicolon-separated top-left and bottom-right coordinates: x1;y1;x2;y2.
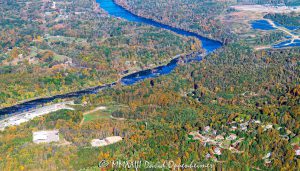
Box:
91;136;122;147
33;130;59;144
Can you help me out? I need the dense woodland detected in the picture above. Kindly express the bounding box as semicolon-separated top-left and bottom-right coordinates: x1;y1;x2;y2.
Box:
116;0;300;45
264;13;300;27
0;44;299;170
0;0;198;108
0;0;299;170
116;0;236;43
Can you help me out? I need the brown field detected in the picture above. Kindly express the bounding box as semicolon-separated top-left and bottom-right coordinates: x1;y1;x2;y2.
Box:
231;5;300;13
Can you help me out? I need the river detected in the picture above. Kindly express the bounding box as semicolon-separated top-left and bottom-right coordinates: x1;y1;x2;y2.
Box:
0;0;222;117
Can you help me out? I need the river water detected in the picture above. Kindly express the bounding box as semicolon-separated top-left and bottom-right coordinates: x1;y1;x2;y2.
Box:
0;0;222;117
251;19;300;48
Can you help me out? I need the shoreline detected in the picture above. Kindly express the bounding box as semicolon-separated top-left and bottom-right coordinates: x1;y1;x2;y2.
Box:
0;0;222;117
0;51;189;112
113;0;224;43
0;52;198;117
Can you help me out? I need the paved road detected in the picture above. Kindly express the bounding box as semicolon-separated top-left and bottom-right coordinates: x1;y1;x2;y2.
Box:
265;19;300;42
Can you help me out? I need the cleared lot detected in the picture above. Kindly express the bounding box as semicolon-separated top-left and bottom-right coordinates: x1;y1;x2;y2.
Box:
232;5;300;13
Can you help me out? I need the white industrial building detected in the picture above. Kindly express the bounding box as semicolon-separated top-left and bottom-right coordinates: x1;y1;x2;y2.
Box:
91;136;122;147
33;130;60;144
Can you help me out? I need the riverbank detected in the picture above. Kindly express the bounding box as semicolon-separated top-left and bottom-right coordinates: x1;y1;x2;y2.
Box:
265;19;300;40
0;52;199;117
0;0;222;118
252;19;300;49
114;0;224;43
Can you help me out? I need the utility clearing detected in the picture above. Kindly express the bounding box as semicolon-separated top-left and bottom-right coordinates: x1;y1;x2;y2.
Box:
80;106;107;126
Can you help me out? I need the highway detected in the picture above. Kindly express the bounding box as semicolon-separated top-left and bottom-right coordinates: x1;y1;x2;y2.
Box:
0;101;74;131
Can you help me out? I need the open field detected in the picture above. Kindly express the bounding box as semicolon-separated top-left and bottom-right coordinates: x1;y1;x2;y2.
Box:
232;5;300;13
80;106;108;125
80;105;128;124
222;5;300;34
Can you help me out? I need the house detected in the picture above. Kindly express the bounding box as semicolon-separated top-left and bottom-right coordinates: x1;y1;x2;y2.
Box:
294;145;300;156
240;122;249;131
213;147;222;155
204;126;210;132
226;134;237;141
254;120;261;124
205;153;211;159
215;135;224;141
263;124;273;131
230;126;238;131
51;1;56;9
262;152;272;160
213;130;217;135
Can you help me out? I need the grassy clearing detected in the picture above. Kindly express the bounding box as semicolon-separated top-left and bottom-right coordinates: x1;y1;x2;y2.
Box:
83;111;111;122
82;104;128;123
